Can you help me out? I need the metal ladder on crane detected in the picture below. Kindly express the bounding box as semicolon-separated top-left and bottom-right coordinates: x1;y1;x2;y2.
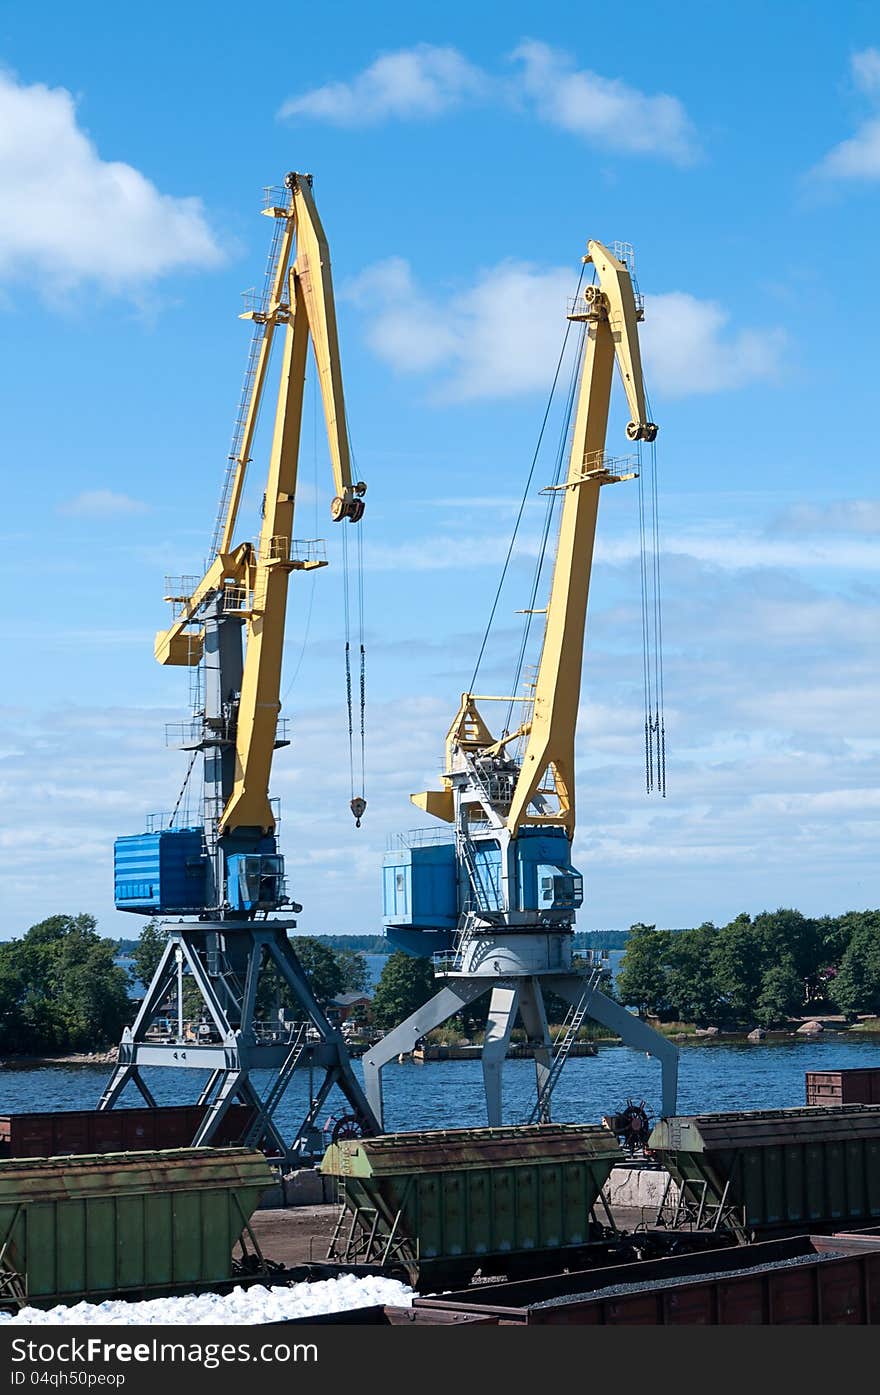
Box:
241;1022;309;1148
527;967;602;1124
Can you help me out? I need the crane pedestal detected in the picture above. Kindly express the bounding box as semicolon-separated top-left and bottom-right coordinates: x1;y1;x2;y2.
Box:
99;919;379;1166
362;935;679;1130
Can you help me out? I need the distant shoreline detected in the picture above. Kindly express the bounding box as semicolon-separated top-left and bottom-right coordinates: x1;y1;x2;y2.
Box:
0;1050;118;1068
3;1025;880;1070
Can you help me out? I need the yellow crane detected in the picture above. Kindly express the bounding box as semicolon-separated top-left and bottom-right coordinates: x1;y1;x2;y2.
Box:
367;240;678;1128
105;174;378;1163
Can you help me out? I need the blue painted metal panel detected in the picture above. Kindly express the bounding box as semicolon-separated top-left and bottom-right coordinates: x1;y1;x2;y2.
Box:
386;927;455;957
382;843;457;930
472;841;503;912
114;829;206;914
515;828;583;913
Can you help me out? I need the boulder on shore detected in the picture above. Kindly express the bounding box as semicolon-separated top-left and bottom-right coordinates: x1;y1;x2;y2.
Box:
797;1019;824;1035
747;1027;766;1041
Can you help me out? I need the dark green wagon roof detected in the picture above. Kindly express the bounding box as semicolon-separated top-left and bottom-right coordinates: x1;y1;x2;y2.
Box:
0;1146;272;1203
322;1124;622;1177
650;1105;880;1153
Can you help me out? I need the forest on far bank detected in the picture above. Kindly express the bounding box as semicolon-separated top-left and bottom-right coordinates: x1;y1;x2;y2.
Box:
3;905;879;1056
616;908;880;1028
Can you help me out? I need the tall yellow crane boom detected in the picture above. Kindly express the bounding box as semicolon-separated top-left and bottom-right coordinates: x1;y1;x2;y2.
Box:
153;171;365;839
505;240;656;837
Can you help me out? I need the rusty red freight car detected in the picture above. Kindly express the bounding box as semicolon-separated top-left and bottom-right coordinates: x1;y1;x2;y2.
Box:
408;1233;880;1325
0;1104;258;1158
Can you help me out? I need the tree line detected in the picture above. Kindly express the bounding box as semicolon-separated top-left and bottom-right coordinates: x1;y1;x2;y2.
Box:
5;906;877;1056
616;908;880;1028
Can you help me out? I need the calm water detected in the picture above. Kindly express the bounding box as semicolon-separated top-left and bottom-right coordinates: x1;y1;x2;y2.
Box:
3;1036;879;1136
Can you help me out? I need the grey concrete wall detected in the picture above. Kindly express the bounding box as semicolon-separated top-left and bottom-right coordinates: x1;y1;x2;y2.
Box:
603;1165;678;1211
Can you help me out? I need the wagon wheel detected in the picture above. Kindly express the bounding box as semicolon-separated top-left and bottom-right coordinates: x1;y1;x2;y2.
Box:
331;1113;365;1144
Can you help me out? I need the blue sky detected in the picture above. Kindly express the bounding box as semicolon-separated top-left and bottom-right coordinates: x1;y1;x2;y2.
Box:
1;0;878;938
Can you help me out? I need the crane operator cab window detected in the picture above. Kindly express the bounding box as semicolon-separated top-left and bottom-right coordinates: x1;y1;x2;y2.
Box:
227;853;285;912
538;867;584;911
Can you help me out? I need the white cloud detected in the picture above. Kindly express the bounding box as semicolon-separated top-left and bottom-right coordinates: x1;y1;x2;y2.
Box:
775;500;880;536
278;44;487;125
348;259;785;402
346;256;573;401
813;49;880;179
641;292;786;396
0;69;223;293
852;47;880;94
510;40;699;164
59;490;151;518
278;41;697;165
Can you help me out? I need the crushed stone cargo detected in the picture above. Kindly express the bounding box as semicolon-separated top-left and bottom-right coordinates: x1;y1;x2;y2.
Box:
0;1275;414;1325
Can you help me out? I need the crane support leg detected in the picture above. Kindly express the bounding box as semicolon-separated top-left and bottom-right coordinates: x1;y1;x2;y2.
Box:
482;983;519;1127
545;977;679;1117
516;978;553;1118
362;980;490;1129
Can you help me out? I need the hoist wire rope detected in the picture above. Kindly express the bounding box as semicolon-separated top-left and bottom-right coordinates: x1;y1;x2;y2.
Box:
504;317;587;736
341;426;367;815
468;262;587;695
637;382;666;796
170;748;199;829
647;385;666;797
342;521;355;803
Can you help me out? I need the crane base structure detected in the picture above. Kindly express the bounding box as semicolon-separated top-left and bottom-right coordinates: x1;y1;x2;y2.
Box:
362;934;678;1129
99;919;379;1166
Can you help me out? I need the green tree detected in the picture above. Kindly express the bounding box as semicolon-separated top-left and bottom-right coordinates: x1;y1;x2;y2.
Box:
666;924;722;1024
0;914;130;1054
709;913;765;1026
289;937;344;1007
832;923;880;1017
337;950;370;995
130;921;168;992
616;924;673;1018
756;959;804;1027
370;951;436;1031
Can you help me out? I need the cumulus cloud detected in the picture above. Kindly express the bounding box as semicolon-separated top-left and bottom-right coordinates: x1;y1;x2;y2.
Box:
813;48;880;179
345;256;573;401
59;490;151;518
278;44;488;124
0;69;223;294
640;292;786;396
347;259;785;402
510;40;699;164
279;40;697;163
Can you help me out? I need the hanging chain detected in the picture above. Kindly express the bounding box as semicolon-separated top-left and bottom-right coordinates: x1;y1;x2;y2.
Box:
342;517;367;826
638;432;666;797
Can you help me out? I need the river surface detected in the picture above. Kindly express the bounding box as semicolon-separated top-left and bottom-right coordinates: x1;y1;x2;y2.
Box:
3;1037;879;1137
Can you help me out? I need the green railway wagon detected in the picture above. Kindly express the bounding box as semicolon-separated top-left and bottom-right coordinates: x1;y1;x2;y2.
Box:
0;1146;272;1309
320;1123;624;1288
649;1106;880;1240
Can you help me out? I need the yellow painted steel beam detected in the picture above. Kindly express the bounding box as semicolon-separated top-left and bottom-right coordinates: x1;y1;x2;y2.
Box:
219;212;297;556
154;546;250;666
505;240;656;836
289;175;364;521
220;273;309;834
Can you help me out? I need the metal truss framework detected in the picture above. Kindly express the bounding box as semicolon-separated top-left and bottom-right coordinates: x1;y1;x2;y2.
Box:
99;920;379;1167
